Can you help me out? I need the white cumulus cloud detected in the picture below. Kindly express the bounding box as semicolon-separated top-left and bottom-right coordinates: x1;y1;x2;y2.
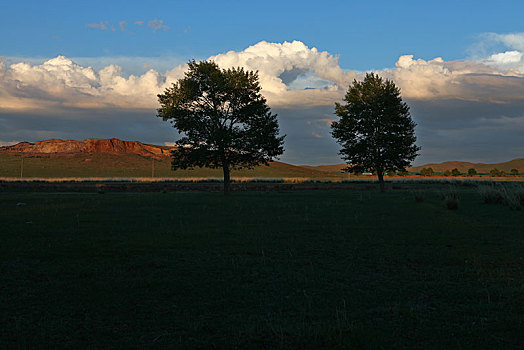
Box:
209;40;356;106
378;54;524;102
475;33;524;73
2;39;524;113
0;56;168;110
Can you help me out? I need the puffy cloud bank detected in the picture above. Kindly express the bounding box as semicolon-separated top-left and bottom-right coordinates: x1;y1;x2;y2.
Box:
2;39;524;111
2;37;524;163
0;56;166;110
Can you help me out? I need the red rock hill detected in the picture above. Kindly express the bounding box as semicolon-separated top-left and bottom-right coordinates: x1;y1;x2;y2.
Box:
0;138;171;159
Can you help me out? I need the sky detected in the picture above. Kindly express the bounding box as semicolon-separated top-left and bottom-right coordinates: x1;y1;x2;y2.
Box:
1;0;524;165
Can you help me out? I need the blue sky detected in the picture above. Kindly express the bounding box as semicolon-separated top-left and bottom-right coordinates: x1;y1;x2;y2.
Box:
1;0;524;165
3;0;523;69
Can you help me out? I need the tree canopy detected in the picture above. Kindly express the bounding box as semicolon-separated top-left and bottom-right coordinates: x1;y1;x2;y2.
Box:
331;73;419;191
420;167;434;177
467;168;477;176
157;60;285;193
490;168;505;177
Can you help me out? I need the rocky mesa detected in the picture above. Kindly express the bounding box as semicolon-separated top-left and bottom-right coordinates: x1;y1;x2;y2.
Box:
0;138;172;159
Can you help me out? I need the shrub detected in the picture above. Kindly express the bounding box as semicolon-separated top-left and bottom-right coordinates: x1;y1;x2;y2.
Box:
451;168;461;176
446;198;459;210
420;167;434;176
477;184;504;204
442;170;452;177
490;168;505;177
510;168;519;176
467;168;477;176
501;185;523;210
478;183;523;210
460;180;477;187
412;189;424;203
443;186;459;210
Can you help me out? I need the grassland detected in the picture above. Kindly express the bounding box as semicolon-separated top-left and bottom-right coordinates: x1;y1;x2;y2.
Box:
0;153;340;180
2;154;522;183
1;184;523;348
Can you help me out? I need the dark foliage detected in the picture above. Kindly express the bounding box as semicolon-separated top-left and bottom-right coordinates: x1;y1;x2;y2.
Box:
490;168;505;177
331;73;419;191
420;167;434;176
467;168;477;176
157;60;285;193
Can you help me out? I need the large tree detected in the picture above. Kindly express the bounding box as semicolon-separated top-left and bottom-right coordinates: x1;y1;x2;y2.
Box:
331;73;419;192
157;60;285;193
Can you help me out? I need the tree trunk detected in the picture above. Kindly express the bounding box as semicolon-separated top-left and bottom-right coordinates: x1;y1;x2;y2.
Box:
223;163;231;194
377;169;385;193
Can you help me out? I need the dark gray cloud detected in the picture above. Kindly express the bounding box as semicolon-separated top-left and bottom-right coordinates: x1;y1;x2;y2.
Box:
0;108;177;146
409;98;524;164
1;100;522;165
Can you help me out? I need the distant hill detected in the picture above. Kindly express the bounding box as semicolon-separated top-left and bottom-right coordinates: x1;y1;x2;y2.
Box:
409;159;524;173
305;160;523;174
0;138;521;178
0;138;336;179
0;138;171;159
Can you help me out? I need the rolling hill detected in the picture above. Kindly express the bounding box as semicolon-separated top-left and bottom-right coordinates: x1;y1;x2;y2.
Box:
0;138;521;178
408;159;524;174
0;139;336;179
305;161;523;174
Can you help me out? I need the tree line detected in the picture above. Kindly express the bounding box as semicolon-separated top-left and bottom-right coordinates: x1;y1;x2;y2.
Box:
156;60;417;193
419;167;519;177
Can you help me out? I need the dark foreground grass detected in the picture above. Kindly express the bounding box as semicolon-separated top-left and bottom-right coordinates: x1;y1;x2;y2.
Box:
1;188;523;349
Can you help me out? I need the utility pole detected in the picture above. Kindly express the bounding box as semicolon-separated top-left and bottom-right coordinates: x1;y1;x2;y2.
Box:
151;158;155;178
20;157;24;178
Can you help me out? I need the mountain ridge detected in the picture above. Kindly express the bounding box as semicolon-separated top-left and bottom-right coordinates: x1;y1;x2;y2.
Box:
0;138;171;159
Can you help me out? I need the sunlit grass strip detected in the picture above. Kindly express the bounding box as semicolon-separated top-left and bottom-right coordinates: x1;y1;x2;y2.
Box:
0;176;522;183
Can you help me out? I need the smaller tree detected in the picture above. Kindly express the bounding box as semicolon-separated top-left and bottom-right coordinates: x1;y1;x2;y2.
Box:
420;167;434;177
510;168;519;176
331;73;419;192
467;168;477;176
451;168;461;177
490;168;504;177
443;170;452;177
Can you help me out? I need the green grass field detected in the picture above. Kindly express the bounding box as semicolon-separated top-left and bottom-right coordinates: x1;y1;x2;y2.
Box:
1;186;523;348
